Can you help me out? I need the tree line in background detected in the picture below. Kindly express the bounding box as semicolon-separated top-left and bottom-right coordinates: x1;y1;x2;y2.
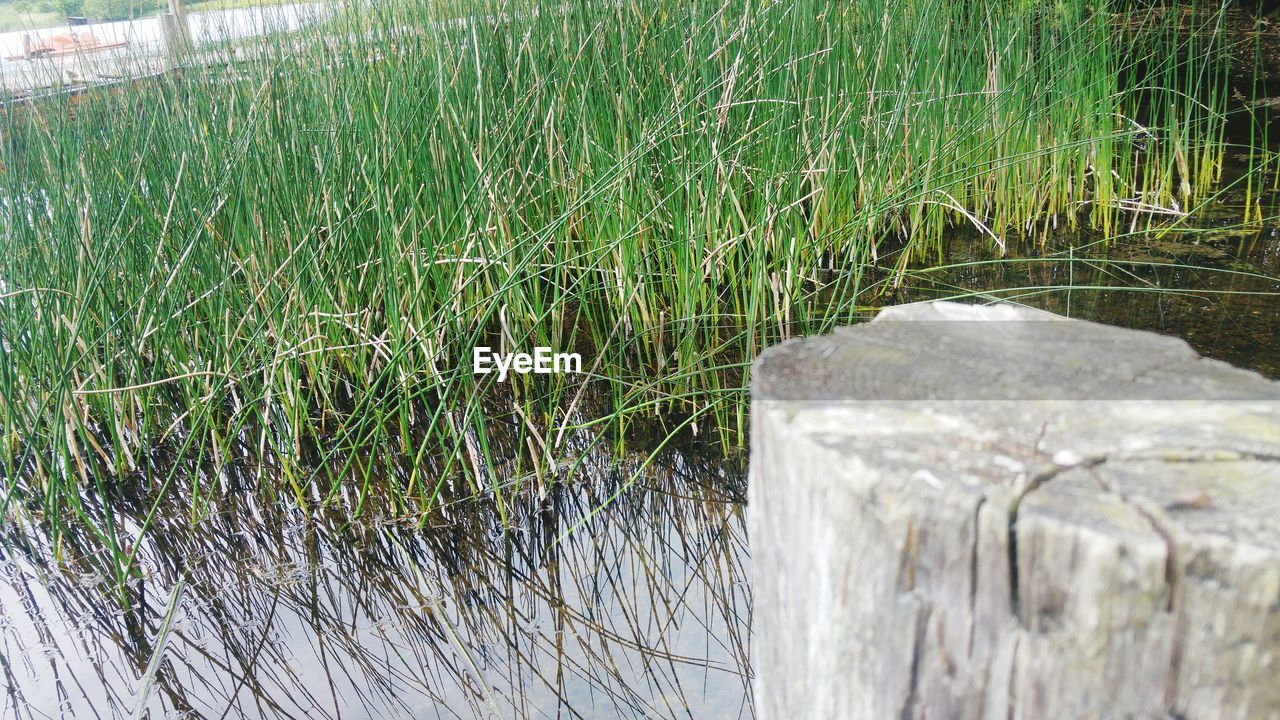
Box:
3;0;163;22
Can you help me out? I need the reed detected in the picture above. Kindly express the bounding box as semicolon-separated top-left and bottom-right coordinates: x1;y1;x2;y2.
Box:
0;0;1258;544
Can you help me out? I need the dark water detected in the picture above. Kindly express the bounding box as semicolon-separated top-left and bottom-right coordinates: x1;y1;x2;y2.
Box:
884;162;1280;377
4;163;1280;719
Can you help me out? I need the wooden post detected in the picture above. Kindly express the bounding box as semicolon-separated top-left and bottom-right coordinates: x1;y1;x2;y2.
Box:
749;301;1280;719
161;0;191;64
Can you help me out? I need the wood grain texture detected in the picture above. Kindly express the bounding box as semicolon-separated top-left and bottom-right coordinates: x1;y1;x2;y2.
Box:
749;301;1280;720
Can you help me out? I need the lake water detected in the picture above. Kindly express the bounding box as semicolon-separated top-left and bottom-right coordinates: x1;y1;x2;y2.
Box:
0;433;753;719
0;2;329;94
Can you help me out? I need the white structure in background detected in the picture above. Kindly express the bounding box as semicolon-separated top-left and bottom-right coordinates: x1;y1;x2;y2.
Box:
0;2;330;96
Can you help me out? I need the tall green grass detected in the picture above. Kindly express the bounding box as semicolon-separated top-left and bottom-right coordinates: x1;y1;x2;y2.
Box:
0;0;1249;544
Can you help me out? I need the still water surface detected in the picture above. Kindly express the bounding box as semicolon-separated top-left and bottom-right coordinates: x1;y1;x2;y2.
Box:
1;442;751;719
0;3;329;93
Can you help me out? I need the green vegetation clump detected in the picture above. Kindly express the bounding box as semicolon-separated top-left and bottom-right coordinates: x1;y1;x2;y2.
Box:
0;0;1249;549
0;1;63;30
1;0;162;25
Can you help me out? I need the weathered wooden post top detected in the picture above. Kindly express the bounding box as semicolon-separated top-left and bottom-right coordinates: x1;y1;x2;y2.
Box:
749;301;1280;720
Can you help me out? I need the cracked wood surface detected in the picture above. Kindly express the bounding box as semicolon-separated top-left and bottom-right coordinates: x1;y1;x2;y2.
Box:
748;301;1280;720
